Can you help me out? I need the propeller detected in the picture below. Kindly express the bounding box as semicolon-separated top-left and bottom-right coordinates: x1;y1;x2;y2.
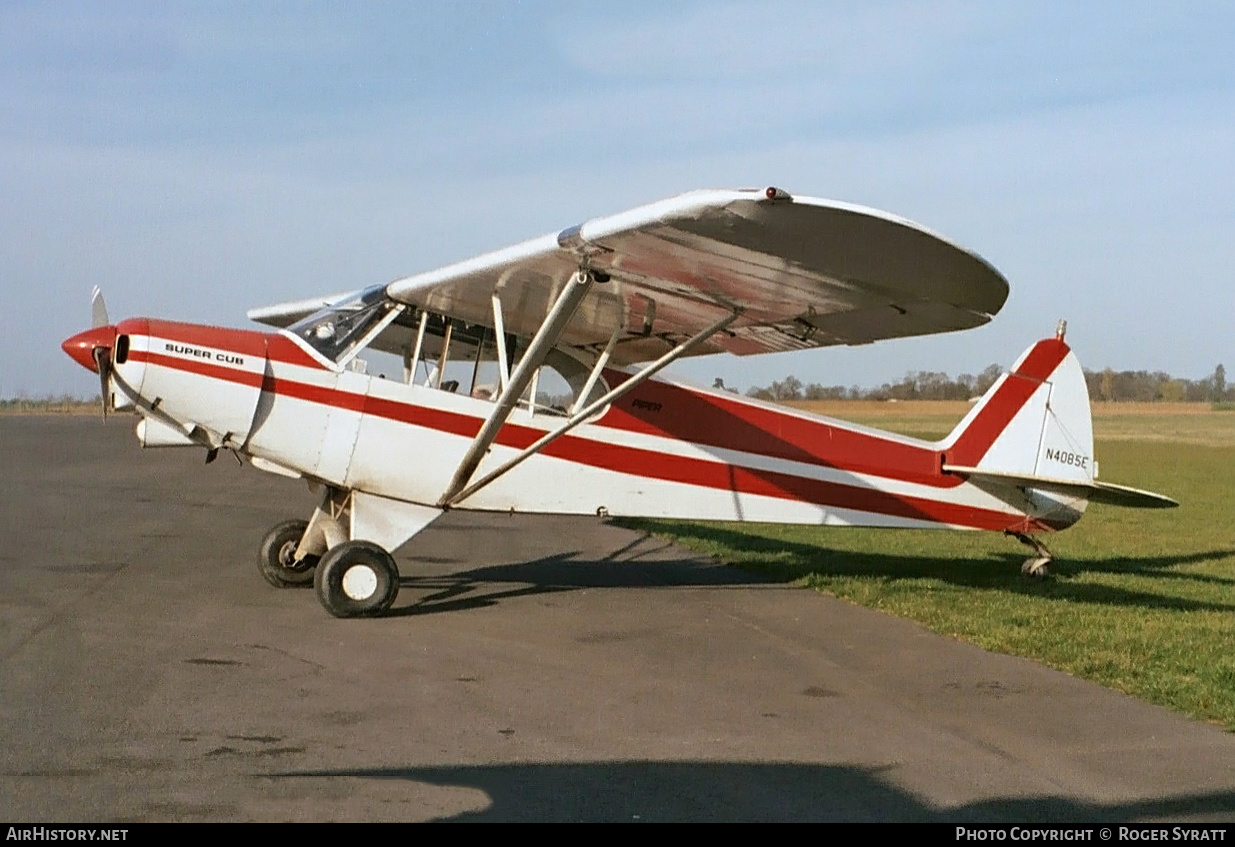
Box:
91;285;110;328
57;287;118;420
92;344;112;420
92;286;112;419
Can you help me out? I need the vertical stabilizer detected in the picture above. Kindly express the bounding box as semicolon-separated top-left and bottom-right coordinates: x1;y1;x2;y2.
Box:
941;334;1094;484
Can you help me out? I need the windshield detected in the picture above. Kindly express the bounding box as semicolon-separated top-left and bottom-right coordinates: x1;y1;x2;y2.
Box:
288;286;403;366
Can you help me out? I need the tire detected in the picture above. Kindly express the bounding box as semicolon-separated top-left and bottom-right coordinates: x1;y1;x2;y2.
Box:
258;519;319;588
314;541;400;618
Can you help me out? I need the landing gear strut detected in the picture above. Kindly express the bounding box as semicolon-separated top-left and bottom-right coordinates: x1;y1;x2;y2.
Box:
1008;531;1053;578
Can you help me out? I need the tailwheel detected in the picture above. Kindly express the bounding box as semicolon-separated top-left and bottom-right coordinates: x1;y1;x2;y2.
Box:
1008;531;1053;579
258;519;319;588
314;541;400;618
1020;555;1051;579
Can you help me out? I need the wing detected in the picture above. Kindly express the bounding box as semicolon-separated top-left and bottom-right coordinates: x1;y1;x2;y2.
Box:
250;187;1009;366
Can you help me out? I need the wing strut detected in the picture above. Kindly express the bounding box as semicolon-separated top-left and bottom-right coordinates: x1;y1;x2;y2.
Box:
492;293;511;392
437;270;596;506
404;310;426;384
570;322;621;415
442;307;741;508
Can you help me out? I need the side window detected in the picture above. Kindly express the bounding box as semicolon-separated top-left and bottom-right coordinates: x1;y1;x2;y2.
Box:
524;349;608;417
529;363;572;416
403;313;509;397
402;312;610;416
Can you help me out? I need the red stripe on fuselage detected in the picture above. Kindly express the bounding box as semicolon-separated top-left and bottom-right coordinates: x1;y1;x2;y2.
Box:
133;349;266;388
145;320;270;358
139;320;323;370
596;375;946;486
266;332;330;369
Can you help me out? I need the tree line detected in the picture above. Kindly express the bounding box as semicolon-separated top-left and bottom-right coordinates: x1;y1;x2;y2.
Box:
0;394;95;412
740;364;1231;403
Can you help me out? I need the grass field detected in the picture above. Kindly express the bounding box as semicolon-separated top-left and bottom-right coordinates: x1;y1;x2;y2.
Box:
619;402;1235;730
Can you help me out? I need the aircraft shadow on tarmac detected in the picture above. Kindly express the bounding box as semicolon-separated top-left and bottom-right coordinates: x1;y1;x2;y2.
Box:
390;531;766;617
388;520;1235;617
273;760;1235;823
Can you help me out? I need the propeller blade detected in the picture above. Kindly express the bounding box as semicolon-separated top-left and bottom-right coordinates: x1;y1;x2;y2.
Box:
92;346;111;421
91;286;110;328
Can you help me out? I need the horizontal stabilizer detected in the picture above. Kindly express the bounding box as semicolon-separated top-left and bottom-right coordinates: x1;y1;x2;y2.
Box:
943;465;1179;509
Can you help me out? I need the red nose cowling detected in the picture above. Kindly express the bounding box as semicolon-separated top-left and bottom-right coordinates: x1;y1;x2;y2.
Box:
62;325;116;372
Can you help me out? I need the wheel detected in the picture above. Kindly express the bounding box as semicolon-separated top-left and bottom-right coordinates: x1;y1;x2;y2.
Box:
314;541;400;618
258;519;319;588
1021;556;1051;579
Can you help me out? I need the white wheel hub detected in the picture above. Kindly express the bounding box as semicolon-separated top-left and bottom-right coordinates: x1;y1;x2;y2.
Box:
341;564;379;600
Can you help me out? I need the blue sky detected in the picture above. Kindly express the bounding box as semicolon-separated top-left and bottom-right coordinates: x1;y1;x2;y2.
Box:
3;1;1233;397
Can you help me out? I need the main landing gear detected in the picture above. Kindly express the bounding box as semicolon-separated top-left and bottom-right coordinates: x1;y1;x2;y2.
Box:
313;541;399;618
257;485;430;618
258;519;401;617
1008;531;1053;579
258;520;319;588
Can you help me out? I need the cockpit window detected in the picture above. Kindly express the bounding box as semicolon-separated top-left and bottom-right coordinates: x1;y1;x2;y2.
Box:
288;285;403;367
403;310;611;417
531;349;609;416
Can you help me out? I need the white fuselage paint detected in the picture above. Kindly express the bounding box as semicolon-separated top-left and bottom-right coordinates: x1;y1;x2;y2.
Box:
108;323;1081;536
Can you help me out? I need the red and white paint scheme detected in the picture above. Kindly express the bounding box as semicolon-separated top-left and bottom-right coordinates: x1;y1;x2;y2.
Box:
62;188;1176;618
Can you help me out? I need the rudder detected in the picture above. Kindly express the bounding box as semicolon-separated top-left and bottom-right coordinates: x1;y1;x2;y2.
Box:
942;331;1095;486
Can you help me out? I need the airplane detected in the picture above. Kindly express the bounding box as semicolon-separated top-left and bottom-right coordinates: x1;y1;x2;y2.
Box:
61;187;1177;618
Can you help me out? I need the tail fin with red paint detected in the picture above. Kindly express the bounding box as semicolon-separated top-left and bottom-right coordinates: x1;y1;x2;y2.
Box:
939;328;1176;522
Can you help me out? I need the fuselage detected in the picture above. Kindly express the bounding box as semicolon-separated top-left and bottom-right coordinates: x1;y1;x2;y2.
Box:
69;318;1072;535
